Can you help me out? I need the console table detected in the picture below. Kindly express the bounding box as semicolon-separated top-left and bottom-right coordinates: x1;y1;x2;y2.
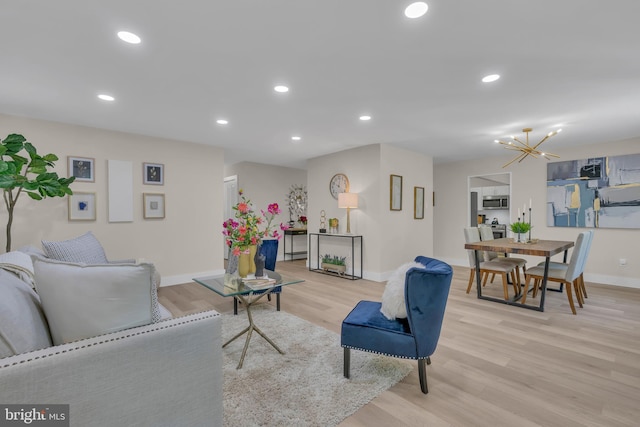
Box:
283;228;307;261
308;233;363;280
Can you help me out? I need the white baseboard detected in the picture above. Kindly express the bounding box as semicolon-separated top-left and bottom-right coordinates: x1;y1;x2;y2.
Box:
159;261;640;290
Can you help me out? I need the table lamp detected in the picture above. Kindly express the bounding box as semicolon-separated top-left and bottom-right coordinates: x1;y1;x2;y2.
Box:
338;192;358;234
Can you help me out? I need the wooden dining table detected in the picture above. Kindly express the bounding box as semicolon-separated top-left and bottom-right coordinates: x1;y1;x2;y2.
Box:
464;238;574;311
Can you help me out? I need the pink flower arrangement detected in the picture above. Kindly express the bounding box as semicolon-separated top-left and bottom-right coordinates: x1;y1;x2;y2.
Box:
222;191;289;256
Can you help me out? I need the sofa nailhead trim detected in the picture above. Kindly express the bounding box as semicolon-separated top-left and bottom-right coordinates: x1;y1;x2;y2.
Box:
0;312;220;369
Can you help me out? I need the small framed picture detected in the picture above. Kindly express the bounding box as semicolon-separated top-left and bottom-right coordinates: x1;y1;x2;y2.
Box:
68;156;95;182
68;192;96;221
414;186;425;219
143;163;164;185
390;174;402;211
143;193;165;219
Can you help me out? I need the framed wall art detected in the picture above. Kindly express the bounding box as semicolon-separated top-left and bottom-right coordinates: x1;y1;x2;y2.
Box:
143;162;164;185
143;193;165;219
68;156;95;182
68;192;96;221
390;174;402;211
414;186;425;219
547;153;640;228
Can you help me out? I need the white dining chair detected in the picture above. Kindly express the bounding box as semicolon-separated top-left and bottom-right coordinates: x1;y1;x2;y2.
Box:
534;230;593;305
478;225;527;286
464;227;519;300
522;231;590;314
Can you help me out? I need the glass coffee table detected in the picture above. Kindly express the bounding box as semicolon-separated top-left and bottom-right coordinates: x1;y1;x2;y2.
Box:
193;271;304;369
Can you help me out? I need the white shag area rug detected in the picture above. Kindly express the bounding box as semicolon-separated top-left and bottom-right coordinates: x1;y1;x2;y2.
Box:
222;306;413;427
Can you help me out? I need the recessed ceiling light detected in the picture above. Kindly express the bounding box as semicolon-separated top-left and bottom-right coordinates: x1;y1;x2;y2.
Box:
274;85;289;93
482;74;500;83
216;119;228;125
117;31;141;44
97;94;115;101
359;115;371;121
291;136;301;141
405;2;429;19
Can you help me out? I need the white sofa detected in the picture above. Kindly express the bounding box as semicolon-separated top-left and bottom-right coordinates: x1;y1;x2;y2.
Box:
0;264;224;426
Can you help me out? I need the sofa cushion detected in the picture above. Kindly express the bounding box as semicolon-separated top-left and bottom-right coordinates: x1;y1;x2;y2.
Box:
33;258;157;345
0;269;52;359
380;261;425;320
42;231;108;264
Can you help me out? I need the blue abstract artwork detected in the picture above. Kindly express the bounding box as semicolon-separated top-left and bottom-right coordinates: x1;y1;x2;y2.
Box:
547;153;640;228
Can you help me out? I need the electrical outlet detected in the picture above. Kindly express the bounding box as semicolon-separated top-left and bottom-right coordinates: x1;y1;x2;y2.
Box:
619;258;627;266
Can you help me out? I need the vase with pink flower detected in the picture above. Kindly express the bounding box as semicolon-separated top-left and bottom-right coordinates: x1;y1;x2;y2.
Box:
222;191;289;277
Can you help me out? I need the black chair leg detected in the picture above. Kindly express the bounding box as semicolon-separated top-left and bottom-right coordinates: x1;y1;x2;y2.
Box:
418;358;429;394
233;297;238;315
276;293;281;311
343;348;350;378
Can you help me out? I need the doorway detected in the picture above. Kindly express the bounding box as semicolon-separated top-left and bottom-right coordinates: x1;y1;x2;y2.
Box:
468;172;511;228
223;175;238;259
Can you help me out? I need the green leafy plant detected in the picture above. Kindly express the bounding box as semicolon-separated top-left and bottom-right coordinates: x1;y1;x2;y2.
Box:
510;221;532;234
321;254;346;266
0;134;75;252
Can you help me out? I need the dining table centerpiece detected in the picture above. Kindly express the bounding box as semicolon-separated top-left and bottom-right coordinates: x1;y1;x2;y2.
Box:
222;190;288;277
510;220;532;243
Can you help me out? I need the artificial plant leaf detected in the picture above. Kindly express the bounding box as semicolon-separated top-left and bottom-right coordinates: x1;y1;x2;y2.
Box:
26;191;43;201
42;154;58;162
0;176;19;189
24;142;37;158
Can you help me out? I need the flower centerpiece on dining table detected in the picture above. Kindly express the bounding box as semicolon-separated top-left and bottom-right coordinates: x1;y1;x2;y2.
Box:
222;190;288;277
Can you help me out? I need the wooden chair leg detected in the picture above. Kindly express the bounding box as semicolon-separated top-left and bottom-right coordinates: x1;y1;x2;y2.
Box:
490;273;496;284
500;273;509;300
566;281;577;315
580;274;588;299
532;278;540;298
482;272;490;287
466;268;475;294
510;270;519;296
418;358;429;394
574;280;584;307
521;275;532;304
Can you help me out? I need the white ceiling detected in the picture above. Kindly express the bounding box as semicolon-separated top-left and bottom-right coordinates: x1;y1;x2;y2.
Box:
1;1;639;169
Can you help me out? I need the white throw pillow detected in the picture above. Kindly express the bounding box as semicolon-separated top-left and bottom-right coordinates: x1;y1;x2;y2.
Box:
42;231;108;264
380;261;424;320
33;258;156;345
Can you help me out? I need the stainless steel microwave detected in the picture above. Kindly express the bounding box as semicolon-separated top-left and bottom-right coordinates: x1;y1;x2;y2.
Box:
482;195;509;210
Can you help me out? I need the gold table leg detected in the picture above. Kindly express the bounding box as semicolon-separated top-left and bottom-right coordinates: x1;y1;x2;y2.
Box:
223;290;285;369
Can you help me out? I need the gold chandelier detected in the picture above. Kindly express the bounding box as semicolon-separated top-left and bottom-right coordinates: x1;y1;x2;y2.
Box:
495;128;561;168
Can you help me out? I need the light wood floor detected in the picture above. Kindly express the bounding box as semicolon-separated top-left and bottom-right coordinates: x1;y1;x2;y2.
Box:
159;260;640;427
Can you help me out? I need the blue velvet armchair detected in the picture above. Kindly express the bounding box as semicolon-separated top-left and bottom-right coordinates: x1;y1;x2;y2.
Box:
341;256;453;394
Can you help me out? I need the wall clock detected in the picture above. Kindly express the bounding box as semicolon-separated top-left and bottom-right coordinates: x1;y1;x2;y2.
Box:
329;173;349;199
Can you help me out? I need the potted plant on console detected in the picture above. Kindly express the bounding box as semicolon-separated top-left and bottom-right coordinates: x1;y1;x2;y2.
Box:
321;254;347;276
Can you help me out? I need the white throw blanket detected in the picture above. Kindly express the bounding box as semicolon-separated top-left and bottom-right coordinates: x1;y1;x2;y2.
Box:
0;251;35;288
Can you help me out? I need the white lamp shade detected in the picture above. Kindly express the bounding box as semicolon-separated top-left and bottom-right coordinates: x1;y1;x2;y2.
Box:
338;192;358;209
